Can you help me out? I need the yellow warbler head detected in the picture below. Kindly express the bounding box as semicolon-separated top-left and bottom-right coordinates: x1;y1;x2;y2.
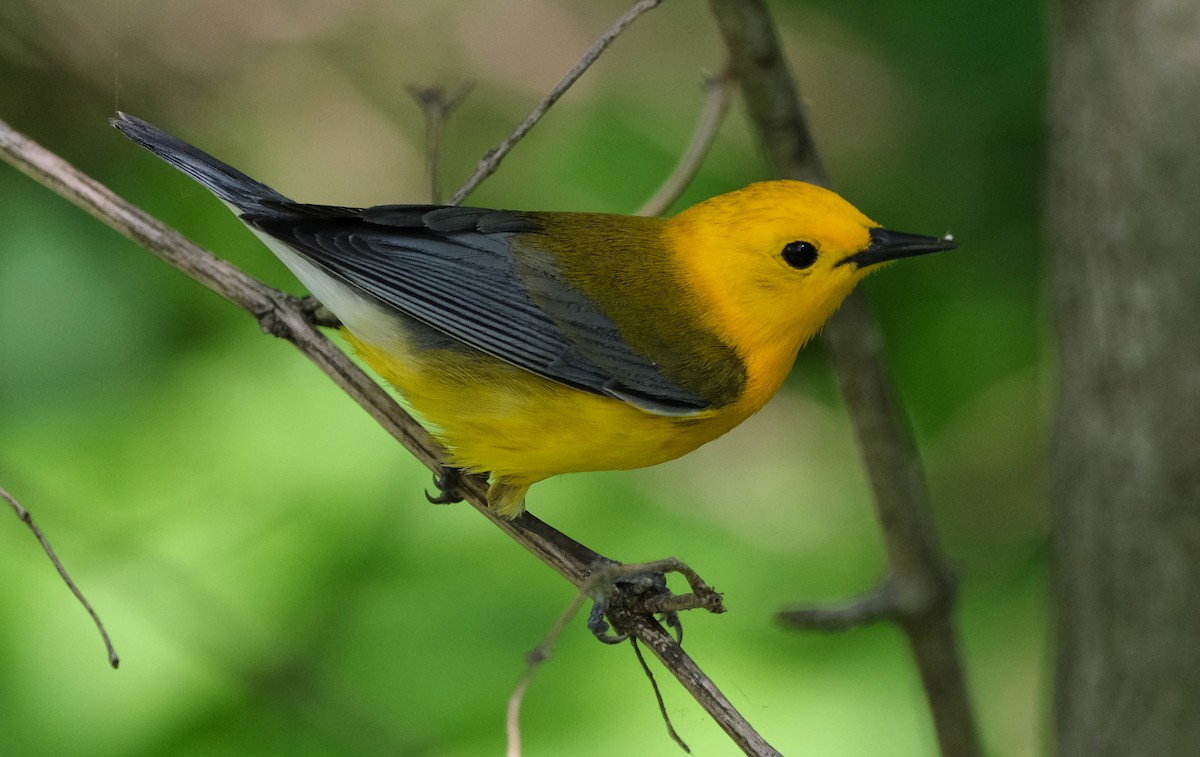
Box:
666;180;954;353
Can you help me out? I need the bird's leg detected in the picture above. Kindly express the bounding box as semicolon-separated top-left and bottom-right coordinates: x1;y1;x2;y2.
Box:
583;558;723;643
586;570;683;644
425;465;465;505
297;295;342;329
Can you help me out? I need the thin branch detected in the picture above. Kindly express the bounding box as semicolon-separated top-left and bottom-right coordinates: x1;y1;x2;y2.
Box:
0;118;777;755
777;580;896;632
2;485;120;669
406;83;473;204
506;655;535;757
448;0;664;206
636;69;735;217
708;1;981;755
507;571;593;757
820;294;974;753
631;638;691;753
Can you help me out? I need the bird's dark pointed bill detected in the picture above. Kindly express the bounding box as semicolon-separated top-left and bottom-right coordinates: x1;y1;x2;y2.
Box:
839;228;957;268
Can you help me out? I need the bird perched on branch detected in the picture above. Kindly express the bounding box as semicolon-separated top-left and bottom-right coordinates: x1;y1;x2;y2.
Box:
113;113;954;518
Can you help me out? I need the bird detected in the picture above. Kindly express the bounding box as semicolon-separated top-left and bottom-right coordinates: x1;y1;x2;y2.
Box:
113;112;955;519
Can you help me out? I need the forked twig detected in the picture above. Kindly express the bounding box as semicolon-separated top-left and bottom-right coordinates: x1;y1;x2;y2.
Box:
2;485;120;669
406;83;473;203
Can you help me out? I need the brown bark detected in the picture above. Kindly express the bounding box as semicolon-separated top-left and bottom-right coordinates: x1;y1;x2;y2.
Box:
1049;0;1200;754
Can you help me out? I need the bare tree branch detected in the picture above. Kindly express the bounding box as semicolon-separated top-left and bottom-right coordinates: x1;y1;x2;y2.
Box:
448;0;664;205
777;581;895;632
636;69;735;217
2;485;120;669
708;1;982;755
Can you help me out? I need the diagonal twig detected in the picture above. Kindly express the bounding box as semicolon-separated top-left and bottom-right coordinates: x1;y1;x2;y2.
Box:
631;638;691;752
448;0;665;206
506;569;593;757
2;485;120;669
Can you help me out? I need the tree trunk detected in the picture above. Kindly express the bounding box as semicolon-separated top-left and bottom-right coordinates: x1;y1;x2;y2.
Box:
1049;0;1200;755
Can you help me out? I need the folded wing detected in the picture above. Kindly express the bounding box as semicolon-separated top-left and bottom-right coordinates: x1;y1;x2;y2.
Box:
246;203;713;416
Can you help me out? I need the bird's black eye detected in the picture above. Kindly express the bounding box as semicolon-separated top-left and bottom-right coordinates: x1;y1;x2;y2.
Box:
782;240;819;269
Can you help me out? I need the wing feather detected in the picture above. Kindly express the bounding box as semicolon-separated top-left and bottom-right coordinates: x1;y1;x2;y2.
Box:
246;204;712;415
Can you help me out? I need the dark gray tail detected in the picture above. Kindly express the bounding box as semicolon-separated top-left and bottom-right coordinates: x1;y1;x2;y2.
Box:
111;112;290;213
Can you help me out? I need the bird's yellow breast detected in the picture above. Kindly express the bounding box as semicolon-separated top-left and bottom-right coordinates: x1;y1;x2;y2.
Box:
344;329;767;486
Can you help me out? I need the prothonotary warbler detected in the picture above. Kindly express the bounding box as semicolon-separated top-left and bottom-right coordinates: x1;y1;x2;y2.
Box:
113;113;955;518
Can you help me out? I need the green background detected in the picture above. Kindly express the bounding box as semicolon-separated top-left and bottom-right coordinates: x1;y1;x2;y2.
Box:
0;1;1046;754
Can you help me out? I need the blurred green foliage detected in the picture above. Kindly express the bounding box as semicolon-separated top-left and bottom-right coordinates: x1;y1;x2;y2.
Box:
0;1;1047;754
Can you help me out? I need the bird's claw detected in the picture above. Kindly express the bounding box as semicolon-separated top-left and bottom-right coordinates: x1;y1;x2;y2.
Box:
586;569;684;645
425;466;465;505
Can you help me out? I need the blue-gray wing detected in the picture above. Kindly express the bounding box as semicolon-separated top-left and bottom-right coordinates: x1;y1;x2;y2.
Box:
245;203;712;415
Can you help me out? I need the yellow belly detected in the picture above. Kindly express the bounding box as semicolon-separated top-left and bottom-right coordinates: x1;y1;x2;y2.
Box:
344;329;757;513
